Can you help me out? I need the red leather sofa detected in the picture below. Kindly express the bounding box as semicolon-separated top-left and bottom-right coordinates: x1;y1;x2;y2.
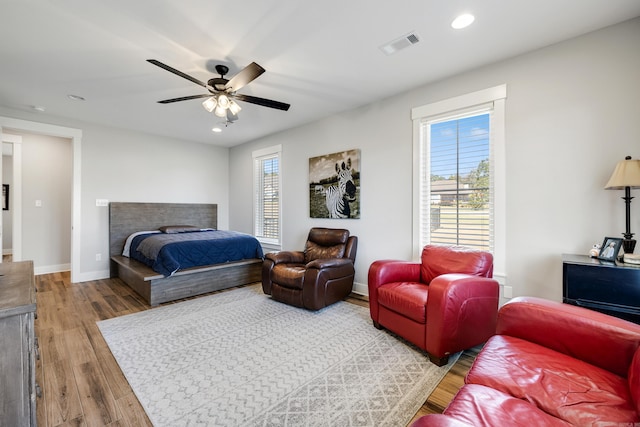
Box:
368;245;499;366
411;297;640;426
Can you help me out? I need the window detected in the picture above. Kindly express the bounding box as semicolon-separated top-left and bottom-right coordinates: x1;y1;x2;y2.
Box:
412;85;506;274
253;145;282;246
426;112;491;250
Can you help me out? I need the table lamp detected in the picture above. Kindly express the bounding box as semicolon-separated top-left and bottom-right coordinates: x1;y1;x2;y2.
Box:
605;156;640;253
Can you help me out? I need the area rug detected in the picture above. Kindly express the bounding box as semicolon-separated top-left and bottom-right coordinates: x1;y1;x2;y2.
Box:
97;284;459;426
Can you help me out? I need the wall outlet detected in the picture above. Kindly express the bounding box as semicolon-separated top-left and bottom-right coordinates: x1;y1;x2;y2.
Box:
96;199;109;207
35;200;42;207
95;253;102;261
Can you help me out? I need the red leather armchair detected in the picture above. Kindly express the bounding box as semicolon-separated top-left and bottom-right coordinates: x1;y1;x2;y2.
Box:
368;245;499;365
262;228;358;310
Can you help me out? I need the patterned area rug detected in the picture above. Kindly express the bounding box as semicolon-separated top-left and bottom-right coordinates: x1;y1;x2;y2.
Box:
97;284;459;426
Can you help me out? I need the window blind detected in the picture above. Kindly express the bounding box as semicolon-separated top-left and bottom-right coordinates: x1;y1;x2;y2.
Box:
253;147;281;244
420;109;494;251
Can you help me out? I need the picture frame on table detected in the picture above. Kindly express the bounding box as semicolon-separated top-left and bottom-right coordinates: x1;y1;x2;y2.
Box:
597;237;623;262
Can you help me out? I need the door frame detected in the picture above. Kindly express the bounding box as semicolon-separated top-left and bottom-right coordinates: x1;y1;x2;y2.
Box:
1;134;22;262
0;116;81;282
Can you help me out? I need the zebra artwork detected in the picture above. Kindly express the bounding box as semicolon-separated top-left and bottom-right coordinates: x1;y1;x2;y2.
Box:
325;158;357;218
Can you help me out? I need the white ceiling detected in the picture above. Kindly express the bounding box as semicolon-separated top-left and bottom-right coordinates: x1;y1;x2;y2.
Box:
2;0;640;148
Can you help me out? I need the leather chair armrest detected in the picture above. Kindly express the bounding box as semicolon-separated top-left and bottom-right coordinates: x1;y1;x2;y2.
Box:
368;260;421;322
306;257;352;270
426;274;499;358
410;414;474;427
304;259;354;285
265;250;305;265
498;297;640;377
302;258;355;310
368;260;421;290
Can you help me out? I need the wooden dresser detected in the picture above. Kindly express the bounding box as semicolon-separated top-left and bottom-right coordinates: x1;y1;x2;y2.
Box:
0;261;37;426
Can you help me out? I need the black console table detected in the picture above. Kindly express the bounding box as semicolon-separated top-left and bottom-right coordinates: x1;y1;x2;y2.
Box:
563;254;640;324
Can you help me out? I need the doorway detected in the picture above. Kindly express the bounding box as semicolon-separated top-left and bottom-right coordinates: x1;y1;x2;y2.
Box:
1;135;21;262
0;116;81;282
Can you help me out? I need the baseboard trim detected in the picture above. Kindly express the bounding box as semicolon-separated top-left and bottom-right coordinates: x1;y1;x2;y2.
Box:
352;281;367;296
74;269;110;283
34;263;71;275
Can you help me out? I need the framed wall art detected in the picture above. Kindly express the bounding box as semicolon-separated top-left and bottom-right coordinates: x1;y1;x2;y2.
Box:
309;149;360;219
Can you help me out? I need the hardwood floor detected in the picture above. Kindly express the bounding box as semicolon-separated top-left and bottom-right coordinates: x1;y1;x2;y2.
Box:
34;272;475;426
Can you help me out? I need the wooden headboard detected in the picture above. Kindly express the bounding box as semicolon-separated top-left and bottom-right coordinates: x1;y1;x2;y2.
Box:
109;202;218;275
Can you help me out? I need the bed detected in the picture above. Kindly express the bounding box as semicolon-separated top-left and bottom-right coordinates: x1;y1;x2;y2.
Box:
109;202;263;306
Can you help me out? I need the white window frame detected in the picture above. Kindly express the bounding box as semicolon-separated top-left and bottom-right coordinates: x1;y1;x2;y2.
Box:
253;144;282;250
412;85;506;280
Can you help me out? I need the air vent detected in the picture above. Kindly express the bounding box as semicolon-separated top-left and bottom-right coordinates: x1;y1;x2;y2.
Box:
379;32;420;56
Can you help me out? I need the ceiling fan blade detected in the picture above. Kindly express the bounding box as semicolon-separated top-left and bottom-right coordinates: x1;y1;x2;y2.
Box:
225;62;265;92
233;93;290;111
147;59;207;88
157;94;211;104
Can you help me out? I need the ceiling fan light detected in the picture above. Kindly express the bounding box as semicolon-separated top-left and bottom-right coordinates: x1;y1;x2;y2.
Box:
228;100;242;115
217;94;230;109
202;96;217;112
214;105;227;117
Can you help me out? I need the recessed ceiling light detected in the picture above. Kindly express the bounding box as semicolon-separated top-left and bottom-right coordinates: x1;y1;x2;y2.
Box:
451;14;475;30
212;127;222;133
67;94;86;101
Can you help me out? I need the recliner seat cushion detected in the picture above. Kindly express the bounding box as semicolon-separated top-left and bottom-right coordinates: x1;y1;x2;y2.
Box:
466;335;637;425
377;282;428;324
271;264;306;289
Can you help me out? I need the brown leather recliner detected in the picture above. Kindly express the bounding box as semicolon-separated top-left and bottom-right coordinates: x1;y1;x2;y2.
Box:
262;228;358;310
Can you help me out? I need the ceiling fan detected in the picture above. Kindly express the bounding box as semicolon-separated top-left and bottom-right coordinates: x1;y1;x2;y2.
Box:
147;59;290;121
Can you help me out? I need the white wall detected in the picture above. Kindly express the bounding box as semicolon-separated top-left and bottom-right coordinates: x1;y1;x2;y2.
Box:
12;131;72;272
229;18;640;301
78;124;230;279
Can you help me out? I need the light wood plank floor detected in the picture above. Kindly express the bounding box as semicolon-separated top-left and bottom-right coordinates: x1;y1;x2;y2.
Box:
34;271;475;426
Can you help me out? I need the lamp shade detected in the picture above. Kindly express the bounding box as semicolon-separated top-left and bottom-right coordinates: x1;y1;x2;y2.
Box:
202;96;217;112
228;100;242;115
217;94;230;109
604;156;640;190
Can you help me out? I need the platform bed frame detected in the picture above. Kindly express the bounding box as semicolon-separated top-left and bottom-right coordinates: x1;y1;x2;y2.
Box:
109;202;262;306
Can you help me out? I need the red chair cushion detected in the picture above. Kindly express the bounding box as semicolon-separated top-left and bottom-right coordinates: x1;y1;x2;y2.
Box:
440;384;571;427
420;245;493;283
466;335;637;425
377;282;428;324
629;348;640;415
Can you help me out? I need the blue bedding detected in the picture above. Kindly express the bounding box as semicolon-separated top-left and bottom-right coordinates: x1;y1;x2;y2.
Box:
128;230;264;277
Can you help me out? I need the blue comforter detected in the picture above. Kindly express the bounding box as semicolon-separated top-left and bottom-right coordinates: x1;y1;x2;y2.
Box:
129;230;264;277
